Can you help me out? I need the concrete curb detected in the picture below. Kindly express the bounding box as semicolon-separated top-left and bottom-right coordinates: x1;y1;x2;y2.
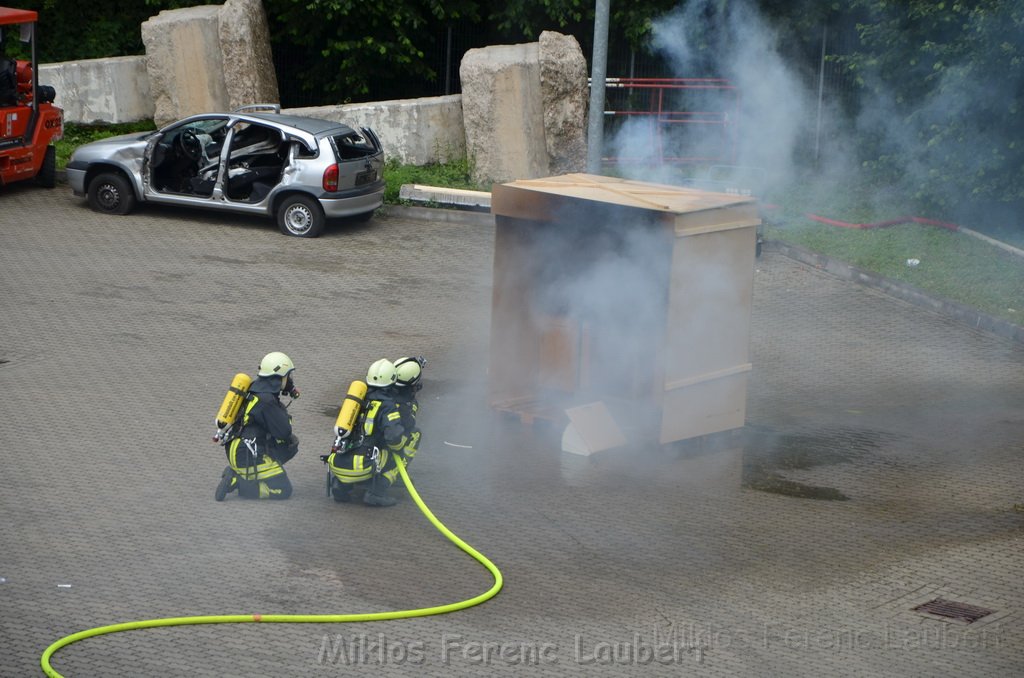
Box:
764;239;1024;344
381;203;494;226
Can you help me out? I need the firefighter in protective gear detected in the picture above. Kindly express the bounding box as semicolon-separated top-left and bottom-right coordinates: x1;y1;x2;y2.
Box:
391;356;425;472
215;352;300;500
326;358;409;507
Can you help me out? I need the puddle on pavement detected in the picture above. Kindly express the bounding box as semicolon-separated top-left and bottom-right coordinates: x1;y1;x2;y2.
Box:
742;425;893;501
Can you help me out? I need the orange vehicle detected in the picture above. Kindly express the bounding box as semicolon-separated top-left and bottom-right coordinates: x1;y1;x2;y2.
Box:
0;6;62;188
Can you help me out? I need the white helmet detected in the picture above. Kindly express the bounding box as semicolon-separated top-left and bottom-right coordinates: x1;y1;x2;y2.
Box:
258;351;295;377
394;356;425;387
366;358;397;387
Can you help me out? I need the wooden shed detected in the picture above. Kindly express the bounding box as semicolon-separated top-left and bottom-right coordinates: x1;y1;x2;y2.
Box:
489;173;760;451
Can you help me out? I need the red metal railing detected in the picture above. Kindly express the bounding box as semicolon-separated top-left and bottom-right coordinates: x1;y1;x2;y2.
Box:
599;77;740;166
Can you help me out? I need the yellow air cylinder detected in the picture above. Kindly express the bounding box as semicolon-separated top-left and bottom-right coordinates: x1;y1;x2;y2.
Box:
216;373;253;429
334;380;368;439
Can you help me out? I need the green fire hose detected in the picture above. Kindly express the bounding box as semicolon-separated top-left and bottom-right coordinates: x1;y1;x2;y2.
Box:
41;461;503;677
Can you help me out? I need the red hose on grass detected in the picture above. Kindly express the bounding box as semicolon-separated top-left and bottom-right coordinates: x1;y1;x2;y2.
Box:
759;206;1024;258
804;214;961;231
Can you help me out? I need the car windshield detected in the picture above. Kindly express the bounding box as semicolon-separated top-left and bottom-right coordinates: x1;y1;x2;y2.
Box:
176;118;227;136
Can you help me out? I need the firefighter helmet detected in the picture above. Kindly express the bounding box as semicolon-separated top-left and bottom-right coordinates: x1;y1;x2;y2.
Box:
258;351;295;377
366;358;397;387
394;356;425;387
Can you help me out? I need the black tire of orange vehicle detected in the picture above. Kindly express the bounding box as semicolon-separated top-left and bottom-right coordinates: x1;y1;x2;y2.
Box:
35;146;56;188
87;171;137;215
277;194;324;238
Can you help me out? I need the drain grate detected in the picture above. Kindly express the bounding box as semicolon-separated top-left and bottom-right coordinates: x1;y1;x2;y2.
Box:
913;599;994;624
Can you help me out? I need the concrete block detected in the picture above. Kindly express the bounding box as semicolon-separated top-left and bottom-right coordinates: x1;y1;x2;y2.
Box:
284;95;464;166
460;42;548;185
142;5;227;127
40;56;154;124
539;31;588;175
398;184;491;210
218;0;279;110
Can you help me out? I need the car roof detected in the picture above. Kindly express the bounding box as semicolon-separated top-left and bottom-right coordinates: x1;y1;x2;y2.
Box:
244;113;356;137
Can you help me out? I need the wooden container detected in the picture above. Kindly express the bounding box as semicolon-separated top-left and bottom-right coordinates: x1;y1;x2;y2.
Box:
489;173;759;447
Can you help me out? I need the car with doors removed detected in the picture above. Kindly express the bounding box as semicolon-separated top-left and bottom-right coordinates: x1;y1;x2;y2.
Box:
66;105;384;237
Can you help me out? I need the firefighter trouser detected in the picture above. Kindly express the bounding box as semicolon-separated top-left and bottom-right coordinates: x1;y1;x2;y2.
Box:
327;446;406;493
227;437;294;499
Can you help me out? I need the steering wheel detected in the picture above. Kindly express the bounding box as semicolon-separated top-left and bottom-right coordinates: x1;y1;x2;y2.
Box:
178;128;203;162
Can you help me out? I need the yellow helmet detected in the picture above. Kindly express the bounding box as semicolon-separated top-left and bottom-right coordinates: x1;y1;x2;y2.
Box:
258;351;295;377
394;356;425;387
366;358;397;387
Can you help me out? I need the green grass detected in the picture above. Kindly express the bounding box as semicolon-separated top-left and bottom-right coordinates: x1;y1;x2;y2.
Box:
382;156;486;203
765;218;1024;323
761;172;1024;325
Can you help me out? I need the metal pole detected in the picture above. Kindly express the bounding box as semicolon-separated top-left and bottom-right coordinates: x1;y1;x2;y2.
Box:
29;21;37;118
587;0;611;174
445;25;453;95
814;24;827;162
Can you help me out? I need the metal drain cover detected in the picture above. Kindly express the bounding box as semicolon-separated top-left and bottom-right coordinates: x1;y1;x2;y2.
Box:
913;598;993;624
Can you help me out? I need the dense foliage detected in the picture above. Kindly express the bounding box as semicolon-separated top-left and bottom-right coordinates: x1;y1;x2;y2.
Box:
839;0;1023;219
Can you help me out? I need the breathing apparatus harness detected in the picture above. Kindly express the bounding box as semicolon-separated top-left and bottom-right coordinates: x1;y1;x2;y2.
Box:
320;388;390;491
215;374;299;488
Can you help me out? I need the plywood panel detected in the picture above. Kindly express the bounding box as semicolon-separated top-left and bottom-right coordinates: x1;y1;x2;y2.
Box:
494;173;756;217
489;218;541;406
663;225;756;385
537;314;580;393
659;372;749;444
489;173;756;444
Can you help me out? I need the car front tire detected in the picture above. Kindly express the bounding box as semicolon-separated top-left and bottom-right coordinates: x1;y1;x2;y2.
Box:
87;172;136;215
277;194;324;238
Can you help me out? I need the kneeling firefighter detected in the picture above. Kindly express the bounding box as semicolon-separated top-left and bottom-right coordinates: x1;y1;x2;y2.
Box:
215;351;300;501
391;356;426;474
325;358;409;507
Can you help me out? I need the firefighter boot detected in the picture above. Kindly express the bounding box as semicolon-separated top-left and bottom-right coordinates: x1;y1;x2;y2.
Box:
214;466;238;502
363;489;397;507
363;477;396;507
330;476;353;503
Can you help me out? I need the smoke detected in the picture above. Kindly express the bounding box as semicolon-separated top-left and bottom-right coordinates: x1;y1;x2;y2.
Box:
609;0;1023;231
851;38;1022;225
609;0;815;197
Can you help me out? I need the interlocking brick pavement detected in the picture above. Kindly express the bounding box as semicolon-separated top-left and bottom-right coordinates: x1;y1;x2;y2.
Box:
0;183;1021;676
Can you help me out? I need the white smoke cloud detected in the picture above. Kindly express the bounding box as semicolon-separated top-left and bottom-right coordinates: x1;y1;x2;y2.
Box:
610;0;817;198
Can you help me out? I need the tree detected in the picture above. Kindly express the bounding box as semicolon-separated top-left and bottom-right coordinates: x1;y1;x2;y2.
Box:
264;0;480;104
840;0;1024;217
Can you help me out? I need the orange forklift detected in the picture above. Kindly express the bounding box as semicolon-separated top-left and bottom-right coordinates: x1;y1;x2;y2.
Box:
0;6;61;188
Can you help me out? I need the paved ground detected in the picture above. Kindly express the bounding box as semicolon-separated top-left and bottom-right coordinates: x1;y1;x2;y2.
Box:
1;183;1022;677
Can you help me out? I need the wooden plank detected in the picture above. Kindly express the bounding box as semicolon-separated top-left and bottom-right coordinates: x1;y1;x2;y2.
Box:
664;363;752;391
